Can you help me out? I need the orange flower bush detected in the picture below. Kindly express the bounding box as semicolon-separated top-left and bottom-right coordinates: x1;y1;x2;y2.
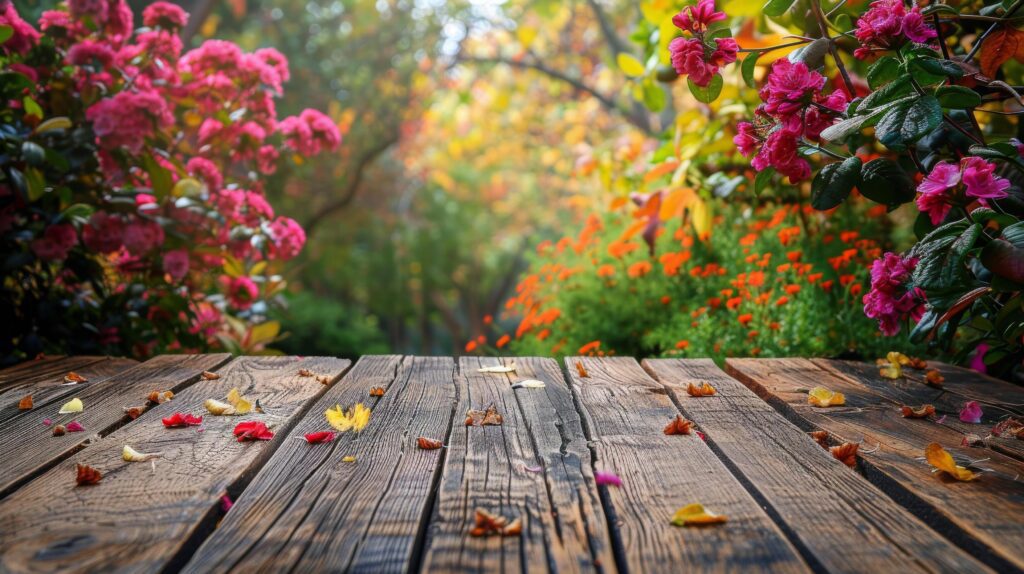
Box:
486;198;919;361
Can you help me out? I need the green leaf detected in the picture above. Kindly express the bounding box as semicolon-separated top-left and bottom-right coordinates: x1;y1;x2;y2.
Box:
860;77;912;110
143;154;173;199
617;53;646;78
936;85;982;109
642;81;666;111
742;51;761;89
922;4;958;15
875;96;942;150
763;0;796;18
819;114;870;142
913;57;964;79
248;320;281;346
1002;221;1024;247
25;168;46;202
867;56;901;89
859;158;916;207
687;74;723;103
35;117;72;133
811;157;862;210
915;223;982;290
0;26;13;45
22;96;43;119
753;167;775;196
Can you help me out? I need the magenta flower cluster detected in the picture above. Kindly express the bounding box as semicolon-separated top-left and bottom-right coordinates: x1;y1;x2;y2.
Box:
916;157;1011;224
853;0;936;59
733;59;849;182
1;0;342;347
863;252;926;336
668;0;738;87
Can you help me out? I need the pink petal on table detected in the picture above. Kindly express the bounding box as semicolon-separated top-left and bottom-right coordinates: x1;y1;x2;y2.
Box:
696;431;706;441
221;494;233;512
524;465;543;473
595;471;622;487
959;401;983;424
65;421;85;432
42;418;52;427
936;415;947;424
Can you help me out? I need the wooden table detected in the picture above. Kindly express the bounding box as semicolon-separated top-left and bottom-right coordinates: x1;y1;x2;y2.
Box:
0;354;1021;573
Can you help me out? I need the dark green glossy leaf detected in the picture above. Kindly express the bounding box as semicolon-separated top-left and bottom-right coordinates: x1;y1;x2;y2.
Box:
936;85;981;108
859;158;916;207
687;74;723;103
811;157;862;210
876;96;941;150
742;51;761;89
867;56;901;89
754;167;775;196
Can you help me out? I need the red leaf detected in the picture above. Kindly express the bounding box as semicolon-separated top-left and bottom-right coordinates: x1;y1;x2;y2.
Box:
75;463;102;486
303;431;335;443
979;27;1024;78
417;436;443;449
233;421;274;441
162;412;204;428
663;415;693;435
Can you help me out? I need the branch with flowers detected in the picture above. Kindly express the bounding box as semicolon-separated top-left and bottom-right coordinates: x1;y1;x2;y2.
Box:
0;0;341;361
658;0;1024;378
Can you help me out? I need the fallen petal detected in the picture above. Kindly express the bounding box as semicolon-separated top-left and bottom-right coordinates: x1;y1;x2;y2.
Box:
959;401;983;424
123;445;161;462
417;436;443;449
478;362;516;374
65;421;85;432
808;386;845;407
18;395;32;410
671;503;727;526
511;379;546;389
925;442;978;481
64;372;88;384
594;471;622;487
75;463;101;486
303;431;335;444
58;398;83;414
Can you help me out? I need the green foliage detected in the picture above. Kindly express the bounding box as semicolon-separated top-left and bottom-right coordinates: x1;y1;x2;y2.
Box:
272;292;389;358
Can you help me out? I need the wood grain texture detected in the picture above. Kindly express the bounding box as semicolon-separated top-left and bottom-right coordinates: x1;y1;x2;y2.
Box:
0;356;106;393
815;359;1024;461
0;355;349;574
0;354;230;500
725;358;1021;573
567;356;808;574
420;357;617;574
182;355;456;574
0;357;137;425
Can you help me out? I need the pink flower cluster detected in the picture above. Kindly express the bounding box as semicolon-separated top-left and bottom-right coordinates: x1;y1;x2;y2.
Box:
916;157;1011;224
668;0;738;88
0;1;40;54
31;224;77;261
863;252;925;336
279;109;342;156
86;90;174;153
854;0;936;59
734;59;848;182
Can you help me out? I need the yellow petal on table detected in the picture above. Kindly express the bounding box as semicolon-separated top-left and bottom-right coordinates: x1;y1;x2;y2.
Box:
879;362;903;379
925;442;979;481
808;386;845;407
886;352;912;366
226;387;252;415
671;503;728;526
478;362;516;374
122;445;161;462
204;398;236;416
58;398;83;414
326;403;372;433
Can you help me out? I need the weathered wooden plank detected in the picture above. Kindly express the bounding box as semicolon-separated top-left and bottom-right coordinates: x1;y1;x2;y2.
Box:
650;358;995;573
815;359;1024;461
0;355;349;574
567;356;809;574
182;355;456;574
420;357;617;573
725;358;1022;573
0;357;137;425
0;354;230;500
0;356;106;393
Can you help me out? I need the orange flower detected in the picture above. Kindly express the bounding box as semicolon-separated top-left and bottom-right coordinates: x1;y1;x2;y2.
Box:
748;271;765;287
483;314;493;325
776;263;791;273
676;340;690;350
608;241;640;259
775;296;789;306
866;205;888;217
496;334;510;348
579;340;601;355
597;264;616;278
784;284;801;295
738;313;753;326
821;280;834;291
628;261;652;278
839;274;856;286
748;330;760;339
465;341;478;352
708;297;722;309
739;233;758;246
476;335;486;344
769;321;781;330
850;284;863;296
726;297;742;310
537;328;551;341
840;231;859;243
660;296;672;305
807;272;822;284
786;250;802;262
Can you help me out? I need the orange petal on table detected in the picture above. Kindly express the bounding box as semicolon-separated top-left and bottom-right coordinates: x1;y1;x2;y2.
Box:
686;382;717;397
469;508;511;536
64;372;88;384
502;517;522;536
201;371;220;380
671;503;727;526
575;361;589;378
808;386;845;407
900;404;936;418
810;430;830;448
417;436;443;450
663;414;693;435
75;463;102;486
925;442;979;481
924;369;944;387
830;442;859;468
369;386;385;397
148;390;174;404
18;395;33;410
298;368;314;377
907;357;928;370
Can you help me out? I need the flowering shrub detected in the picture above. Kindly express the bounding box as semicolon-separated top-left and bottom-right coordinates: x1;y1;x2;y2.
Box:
0;1;340;361
487;198;911;361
